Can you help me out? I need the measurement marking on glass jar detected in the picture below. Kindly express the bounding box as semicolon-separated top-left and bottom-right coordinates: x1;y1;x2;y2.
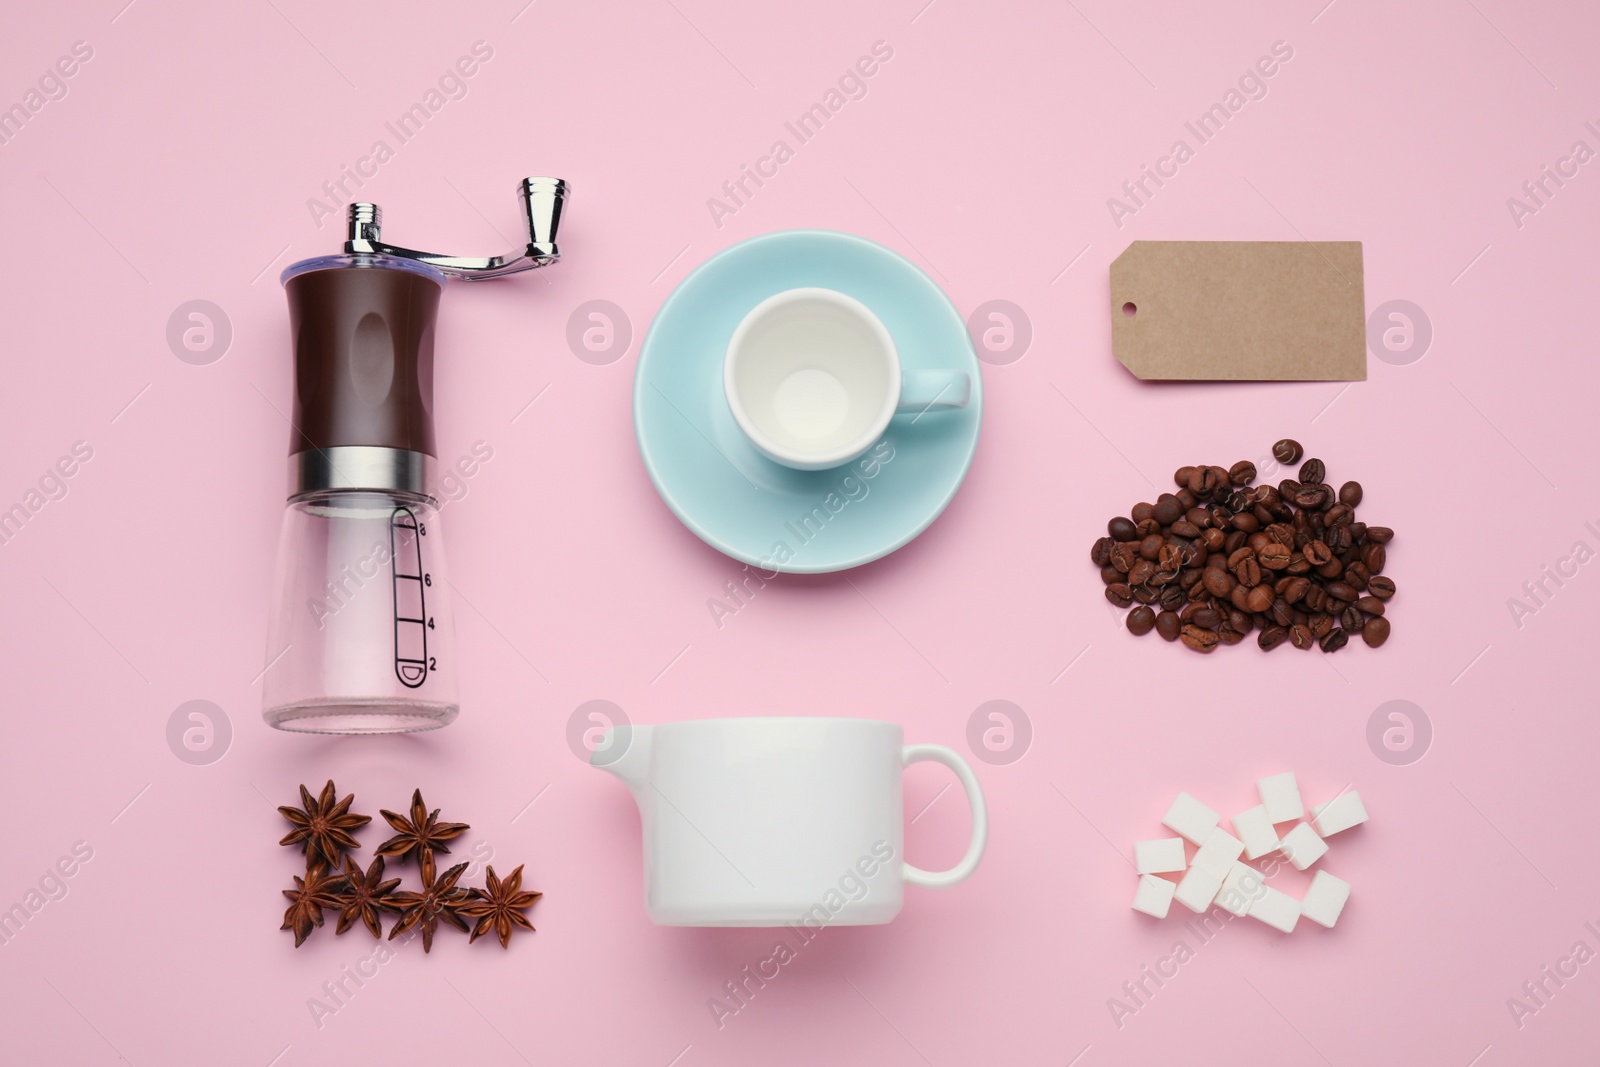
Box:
390;506;432;688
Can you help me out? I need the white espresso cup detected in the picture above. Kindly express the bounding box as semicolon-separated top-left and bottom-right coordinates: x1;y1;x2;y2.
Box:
591;717;987;926
724;288;972;471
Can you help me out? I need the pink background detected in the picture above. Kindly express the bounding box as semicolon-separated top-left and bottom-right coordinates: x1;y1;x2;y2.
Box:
3;0;1597;1062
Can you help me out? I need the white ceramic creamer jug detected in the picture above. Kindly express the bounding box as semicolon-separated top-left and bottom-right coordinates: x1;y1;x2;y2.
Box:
591;717;987;926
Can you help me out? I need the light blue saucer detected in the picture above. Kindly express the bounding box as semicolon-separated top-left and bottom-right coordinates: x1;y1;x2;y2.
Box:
634;230;983;574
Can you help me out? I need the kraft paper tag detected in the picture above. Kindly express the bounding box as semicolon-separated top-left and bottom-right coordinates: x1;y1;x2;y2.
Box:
1110;241;1366;381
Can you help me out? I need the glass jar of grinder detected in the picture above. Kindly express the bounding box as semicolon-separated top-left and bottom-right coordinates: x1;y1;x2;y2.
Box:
262;177;567;733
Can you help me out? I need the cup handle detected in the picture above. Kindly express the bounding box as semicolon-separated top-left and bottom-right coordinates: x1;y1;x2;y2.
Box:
895;370;971;415
900;744;988;888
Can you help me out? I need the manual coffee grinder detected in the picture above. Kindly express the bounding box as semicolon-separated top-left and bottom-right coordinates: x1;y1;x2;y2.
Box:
262;177;567;733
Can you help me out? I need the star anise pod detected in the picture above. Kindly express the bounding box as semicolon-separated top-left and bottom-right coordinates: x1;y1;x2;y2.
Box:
281;863;348;948
278;780;372;870
459;864;542;949
375;788;469;865
332;855;402;939
386;850;471;952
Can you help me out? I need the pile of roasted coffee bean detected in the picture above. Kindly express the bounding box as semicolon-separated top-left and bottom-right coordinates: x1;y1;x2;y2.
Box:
1091;440;1394;653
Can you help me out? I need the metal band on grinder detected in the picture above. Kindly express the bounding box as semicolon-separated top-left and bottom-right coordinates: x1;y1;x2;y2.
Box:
290;446;434;500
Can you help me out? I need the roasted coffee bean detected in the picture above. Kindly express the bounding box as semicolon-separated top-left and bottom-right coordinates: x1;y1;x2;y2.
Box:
1171;520;1202;539
1269;599;1294;626
1354;595;1385;616
1234;556;1262;588
1324;581;1358;603
1127;606;1156;636
1134;518;1163;538
1108;516;1138;542
1229;460;1258;485
1175;466;1196;487
1091;537;1115;566
1154;610;1180;641
1339;481;1363;507
1367;576;1396;600
1201;528;1227;551
1245;584;1275;613
1133;584;1159;604
1110;542;1137;573
1289;624;1314;650
1365;526;1394;544
1185;507;1212;528
1317;559;1345;580
1101;564;1123;586
1343;561;1370;590
1299;457;1326;484
1362;542;1387;574
1105;583;1134;608
1258;543;1292;570
1217;627;1245;646
1348;521;1367;542
1175;488;1198;510
1273;439;1303;464
1151;499;1182;526
1259;625;1289;651
1340;605;1365;632
1303;584;1327;612
1128;560;1155;587
1308;613;1334;639
1227;609;1253;634
1276;576;1310;604
1157;544;1183;572
1192;607;1223;630
1226;490;1252;513
1319;628;1349;653
1188;466;1223;497
1224;530;1249;554
1202;567;1235;597
1303;540;1332;566
1325;526;1352;553
1279;478;1303;499
1180;625;1219;653
1362;616;1391;647
1231;511;1261;533
1131;502;1154;523
1324;503;1354;528
1138;534;1164;561
1292;486;1328;509
1160;585;1186;612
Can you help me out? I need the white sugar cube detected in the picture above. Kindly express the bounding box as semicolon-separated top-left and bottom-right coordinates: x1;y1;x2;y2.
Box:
1257;772;1304;823
1192;827;1245;878
1132;874;1177;918
1300;871;1351;928
1278;822;1328;870
1248;885;1300;933
1174;865;1223;913
1231;805;1281;860
1216;862;1264;917
1162;792;1220;845
1311;791;1369;836
1135;837;1187;875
